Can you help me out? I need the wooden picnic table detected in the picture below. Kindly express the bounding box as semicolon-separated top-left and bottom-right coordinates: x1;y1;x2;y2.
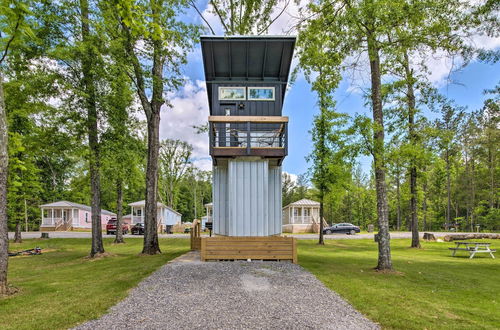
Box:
449;241;496;259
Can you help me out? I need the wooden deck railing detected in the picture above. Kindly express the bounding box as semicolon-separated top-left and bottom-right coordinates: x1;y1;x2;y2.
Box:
190;219;202;250
201;236;297;263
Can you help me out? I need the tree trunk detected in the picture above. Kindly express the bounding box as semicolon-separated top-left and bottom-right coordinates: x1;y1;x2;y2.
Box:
396;171;401;231
142;111;161;254
14;220;22;243
403;53;420;248
24;198;28;232
487;130;495;208
423;178;428;231
446;149;451;224
0;72;10;294
471;156;475;231
81;0;104;257
114;179;124;244
319;192;324;245
367;36;392;270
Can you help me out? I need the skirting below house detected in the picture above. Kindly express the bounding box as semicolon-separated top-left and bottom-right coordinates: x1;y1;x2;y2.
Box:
282;224;319;233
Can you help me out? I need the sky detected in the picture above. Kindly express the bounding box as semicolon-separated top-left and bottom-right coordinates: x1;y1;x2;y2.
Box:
158;1;500;179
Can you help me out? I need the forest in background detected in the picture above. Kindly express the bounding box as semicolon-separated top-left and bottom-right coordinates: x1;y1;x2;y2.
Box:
2;1;499;234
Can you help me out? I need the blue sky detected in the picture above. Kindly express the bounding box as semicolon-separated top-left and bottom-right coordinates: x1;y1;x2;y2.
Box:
160;2;500;178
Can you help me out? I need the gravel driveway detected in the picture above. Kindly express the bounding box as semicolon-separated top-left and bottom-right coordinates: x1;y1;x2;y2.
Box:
75;252;378;330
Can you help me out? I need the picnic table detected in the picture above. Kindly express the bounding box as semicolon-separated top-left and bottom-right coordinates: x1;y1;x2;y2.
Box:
449;241;496;259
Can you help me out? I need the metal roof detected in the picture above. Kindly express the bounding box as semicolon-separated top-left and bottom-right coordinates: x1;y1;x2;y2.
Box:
39;201;116;216
128;200;181;216
201;35;296;106
283;199;320;208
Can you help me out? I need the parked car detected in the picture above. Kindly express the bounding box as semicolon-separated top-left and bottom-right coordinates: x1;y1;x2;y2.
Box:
106;218;129;235
131;223;145;235
323;223;360;235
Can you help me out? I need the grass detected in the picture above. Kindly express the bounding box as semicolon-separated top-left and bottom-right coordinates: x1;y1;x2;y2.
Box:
298;239;500;330
1;238;189;330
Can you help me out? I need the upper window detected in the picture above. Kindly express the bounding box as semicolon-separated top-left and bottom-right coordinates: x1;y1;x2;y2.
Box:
248;87;275;101
219;87;245;100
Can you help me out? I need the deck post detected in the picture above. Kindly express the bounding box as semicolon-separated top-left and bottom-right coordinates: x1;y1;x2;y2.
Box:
200;238;206;261
246;121;251;155
292;237;297;264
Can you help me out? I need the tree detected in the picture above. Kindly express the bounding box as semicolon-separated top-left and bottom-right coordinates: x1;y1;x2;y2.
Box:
158;139;192;208
193;0;289;35
434;102;464;225
0;0;33;295
108;0;199;254
79;0;105;257
100;60;141;244
297;0;400;270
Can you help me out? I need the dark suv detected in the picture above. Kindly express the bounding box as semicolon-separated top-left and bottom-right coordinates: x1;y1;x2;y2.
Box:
323;223;360;235
131;223;145;235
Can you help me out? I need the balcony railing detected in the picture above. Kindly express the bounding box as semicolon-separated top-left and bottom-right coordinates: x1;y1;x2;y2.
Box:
209;116;288;159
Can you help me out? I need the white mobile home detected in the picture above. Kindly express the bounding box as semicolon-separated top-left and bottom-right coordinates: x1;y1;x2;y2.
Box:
128;200;181;232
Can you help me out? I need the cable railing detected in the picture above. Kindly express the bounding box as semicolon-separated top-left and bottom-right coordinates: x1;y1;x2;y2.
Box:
208;116;288;158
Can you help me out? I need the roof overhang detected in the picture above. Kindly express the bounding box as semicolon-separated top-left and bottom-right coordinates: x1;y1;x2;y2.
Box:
201;35;296;107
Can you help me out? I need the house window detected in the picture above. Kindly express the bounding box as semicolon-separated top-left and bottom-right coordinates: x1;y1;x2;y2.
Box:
218;87;245;100
248;87;274;101
85;212;89;223
137;209;142;216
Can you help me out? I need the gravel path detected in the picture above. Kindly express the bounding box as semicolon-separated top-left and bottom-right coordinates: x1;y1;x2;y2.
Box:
75;252;378;330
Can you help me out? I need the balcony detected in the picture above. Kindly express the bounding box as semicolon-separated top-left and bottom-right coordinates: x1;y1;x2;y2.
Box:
209;116;288;162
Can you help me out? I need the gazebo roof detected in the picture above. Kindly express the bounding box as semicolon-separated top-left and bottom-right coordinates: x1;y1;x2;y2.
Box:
283;199;320;208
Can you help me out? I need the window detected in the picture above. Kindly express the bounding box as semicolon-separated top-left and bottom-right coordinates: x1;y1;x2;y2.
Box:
137;209;142;216
218;87;245;100
85;212;89;223
248;87;275;101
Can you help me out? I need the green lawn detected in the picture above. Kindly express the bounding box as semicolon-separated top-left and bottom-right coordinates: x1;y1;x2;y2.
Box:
1;238;189;330
298;239;500;330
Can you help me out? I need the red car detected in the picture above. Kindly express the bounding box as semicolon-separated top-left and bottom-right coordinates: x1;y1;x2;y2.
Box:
106;218;129;235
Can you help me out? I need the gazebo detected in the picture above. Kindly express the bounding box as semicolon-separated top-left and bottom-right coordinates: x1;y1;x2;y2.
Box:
282;199;325;233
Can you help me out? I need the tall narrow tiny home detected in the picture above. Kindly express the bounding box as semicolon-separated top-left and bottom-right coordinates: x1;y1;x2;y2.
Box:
200;36;297;262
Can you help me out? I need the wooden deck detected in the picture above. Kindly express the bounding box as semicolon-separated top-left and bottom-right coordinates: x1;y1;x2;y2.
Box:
200;236;297;263
190;219;202;250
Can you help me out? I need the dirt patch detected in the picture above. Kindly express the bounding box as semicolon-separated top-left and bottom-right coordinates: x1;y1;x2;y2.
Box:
83;252;116;260
0;286;20;299
373;268;405;276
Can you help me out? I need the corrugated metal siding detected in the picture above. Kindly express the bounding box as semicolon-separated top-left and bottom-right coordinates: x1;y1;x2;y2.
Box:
213;165;228;235
268;166;282;235
213;160;282;236
228;159;268;236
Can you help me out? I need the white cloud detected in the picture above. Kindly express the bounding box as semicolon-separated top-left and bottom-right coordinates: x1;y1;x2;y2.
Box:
160;80;212;171
283;171;298;184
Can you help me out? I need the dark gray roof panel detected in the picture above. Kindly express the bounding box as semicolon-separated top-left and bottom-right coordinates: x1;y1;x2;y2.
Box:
201;36;296;82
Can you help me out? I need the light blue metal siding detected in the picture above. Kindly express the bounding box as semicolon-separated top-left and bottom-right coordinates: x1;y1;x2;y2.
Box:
268;166;282;235
228;159;269;236
213;165;228;235
213;159;282;236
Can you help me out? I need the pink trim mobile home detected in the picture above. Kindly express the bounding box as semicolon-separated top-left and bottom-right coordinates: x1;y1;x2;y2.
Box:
40;201;116;231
